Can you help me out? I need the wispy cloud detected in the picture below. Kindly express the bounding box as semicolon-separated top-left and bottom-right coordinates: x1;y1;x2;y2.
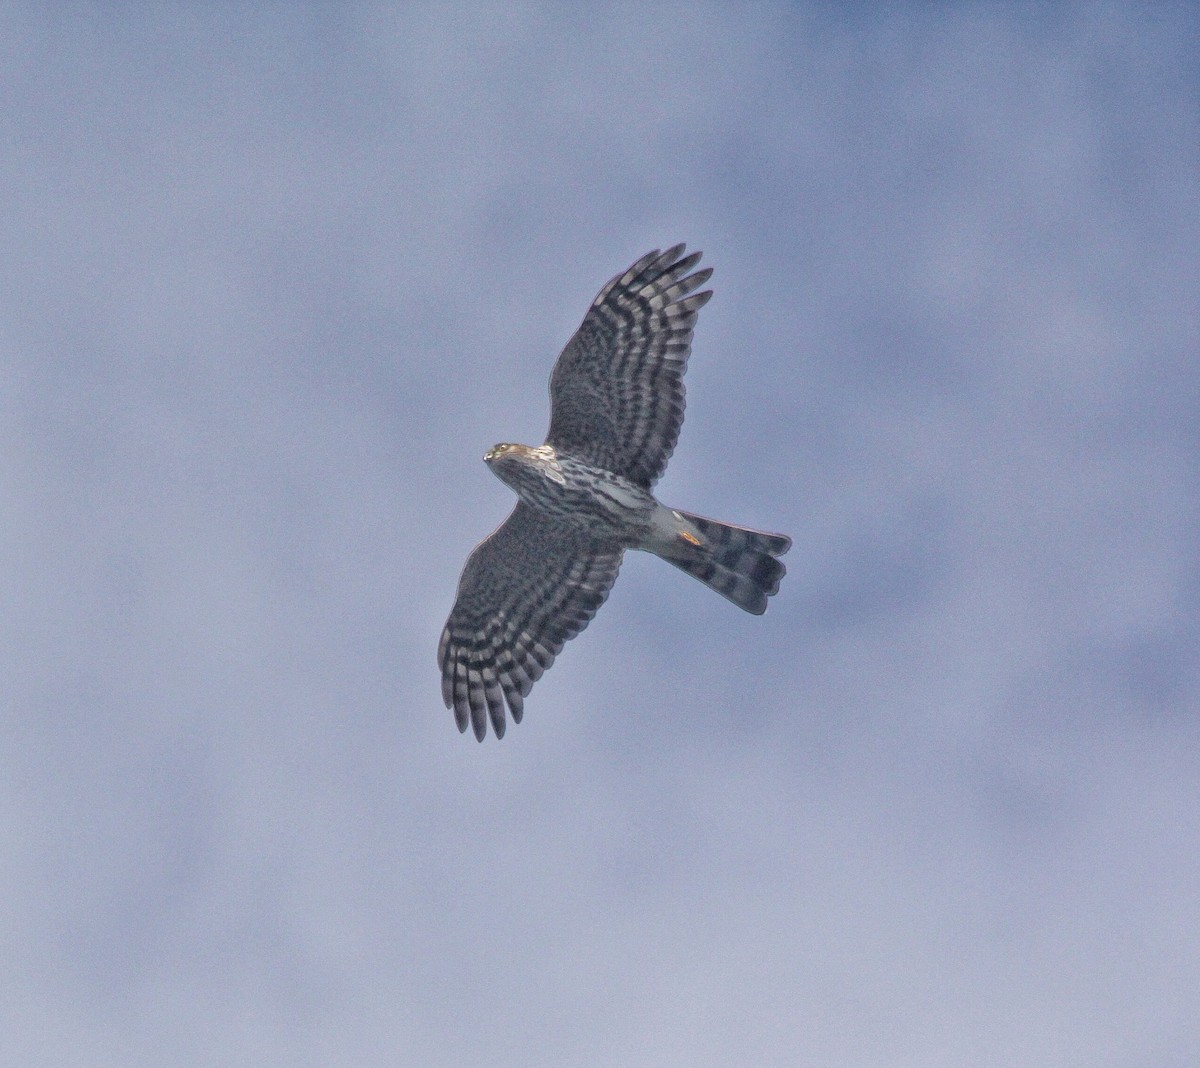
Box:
2;4;1197;1065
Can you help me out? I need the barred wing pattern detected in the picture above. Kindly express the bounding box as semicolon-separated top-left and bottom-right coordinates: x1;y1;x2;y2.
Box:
439;503;624;740
546;244;713;488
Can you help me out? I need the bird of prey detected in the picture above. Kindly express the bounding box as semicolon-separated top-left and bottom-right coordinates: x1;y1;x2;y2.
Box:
439;245;790;740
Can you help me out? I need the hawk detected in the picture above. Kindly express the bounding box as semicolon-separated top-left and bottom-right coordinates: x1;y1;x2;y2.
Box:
439;245;790;740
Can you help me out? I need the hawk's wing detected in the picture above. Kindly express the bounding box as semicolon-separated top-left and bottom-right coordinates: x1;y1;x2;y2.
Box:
439;503;624;741
546;245;713;488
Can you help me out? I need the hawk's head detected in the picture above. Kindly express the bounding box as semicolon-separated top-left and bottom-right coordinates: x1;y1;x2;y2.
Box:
483;443;520;463
484;442;565;499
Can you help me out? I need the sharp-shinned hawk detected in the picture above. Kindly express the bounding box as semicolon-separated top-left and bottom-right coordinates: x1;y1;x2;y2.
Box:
440;245;790;740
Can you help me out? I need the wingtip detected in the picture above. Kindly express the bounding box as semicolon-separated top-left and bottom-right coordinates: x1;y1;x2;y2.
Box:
661;241;687;263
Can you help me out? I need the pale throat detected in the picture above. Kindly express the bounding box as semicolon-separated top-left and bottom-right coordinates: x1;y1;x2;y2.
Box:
524;444;566;485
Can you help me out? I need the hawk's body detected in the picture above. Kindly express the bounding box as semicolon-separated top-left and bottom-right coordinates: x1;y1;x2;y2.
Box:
440;246;790;740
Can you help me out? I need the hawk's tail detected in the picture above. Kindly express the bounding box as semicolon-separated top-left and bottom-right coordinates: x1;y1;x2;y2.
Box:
660;511;791;615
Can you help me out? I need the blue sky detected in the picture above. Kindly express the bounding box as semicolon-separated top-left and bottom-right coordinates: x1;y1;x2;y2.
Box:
3;4;1198;1065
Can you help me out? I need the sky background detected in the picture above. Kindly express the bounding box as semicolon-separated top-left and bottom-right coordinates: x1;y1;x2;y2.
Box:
3;4;1198;1066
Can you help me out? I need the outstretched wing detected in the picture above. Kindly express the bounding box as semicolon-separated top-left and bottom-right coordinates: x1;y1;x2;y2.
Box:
438;503;624;741
546;244;713;488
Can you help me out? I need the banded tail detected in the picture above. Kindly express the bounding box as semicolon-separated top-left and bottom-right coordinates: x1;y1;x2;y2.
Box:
658;510;791;615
